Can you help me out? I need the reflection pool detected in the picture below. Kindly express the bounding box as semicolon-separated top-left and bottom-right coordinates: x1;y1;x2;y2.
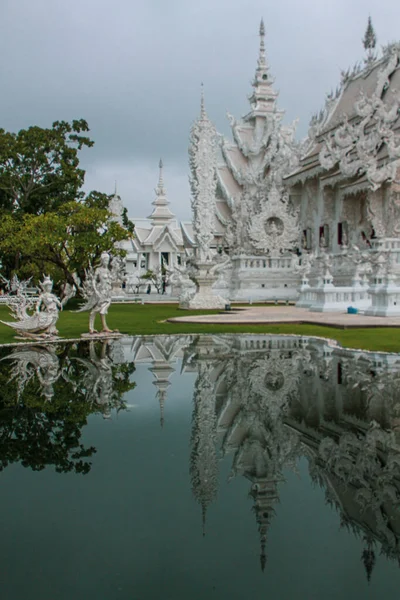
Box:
0;334;399;599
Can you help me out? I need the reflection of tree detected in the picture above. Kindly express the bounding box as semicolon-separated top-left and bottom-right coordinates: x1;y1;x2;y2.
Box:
0;341;135;474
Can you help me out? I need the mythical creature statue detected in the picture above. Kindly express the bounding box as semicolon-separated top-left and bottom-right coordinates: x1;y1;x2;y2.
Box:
3;344;62;401
295;252;315;279
0;275;62;339
74;340;126;418
170;261;196;304
77;252;122;335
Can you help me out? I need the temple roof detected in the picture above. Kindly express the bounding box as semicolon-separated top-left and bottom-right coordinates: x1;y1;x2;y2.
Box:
133;222;184;250
285;46;400;186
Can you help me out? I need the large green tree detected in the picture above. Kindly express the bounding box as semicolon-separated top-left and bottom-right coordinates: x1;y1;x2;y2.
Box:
0;120;134;284
0;119;92;215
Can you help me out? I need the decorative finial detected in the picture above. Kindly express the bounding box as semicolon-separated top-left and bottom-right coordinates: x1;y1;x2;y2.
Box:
258;18;266;69
200;82;206;119
362;16;377;62
158;389;165;428
202;502;207;537
361;538;376;583
156;158;165;195
260;541;267;572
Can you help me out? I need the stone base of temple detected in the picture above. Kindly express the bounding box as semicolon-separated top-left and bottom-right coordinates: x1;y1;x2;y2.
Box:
305;282;371;313
228;255;300;302
296;280;311;308
181;291;228;310
364;281;400;317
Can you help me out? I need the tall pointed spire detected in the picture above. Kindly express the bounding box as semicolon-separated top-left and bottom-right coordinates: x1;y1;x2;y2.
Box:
200;82;207;120
362;16;377;63
109;181;124;224
247;19;279;117
148;159;175;224
156;158;165;196
258;18;266;70
361;538;376;583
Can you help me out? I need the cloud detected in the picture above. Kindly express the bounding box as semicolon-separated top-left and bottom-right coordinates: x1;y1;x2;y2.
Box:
1;0;399;218
83;158;192;220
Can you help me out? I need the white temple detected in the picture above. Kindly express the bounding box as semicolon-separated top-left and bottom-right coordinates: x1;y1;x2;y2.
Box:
114;19;400;313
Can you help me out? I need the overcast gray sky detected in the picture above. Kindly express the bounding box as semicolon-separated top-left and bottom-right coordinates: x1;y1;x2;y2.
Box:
1;0;399;220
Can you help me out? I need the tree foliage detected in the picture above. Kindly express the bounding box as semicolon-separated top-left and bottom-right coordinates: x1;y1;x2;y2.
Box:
0;119;93;215
0;200;131;285
0;120;134;284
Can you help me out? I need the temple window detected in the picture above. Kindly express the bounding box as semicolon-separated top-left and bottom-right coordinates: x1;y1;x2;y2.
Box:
319;224;329;247
337;362;343;385
338;222;349;246
302;228;312;250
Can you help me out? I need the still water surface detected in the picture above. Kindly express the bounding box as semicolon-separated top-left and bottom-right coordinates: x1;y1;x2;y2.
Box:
0;334;399;599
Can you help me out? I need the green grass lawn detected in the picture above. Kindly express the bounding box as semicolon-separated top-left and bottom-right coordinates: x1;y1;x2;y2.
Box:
0;303;399;352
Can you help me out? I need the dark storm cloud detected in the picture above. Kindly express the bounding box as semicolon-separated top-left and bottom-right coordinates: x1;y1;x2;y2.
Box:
1;0;399;218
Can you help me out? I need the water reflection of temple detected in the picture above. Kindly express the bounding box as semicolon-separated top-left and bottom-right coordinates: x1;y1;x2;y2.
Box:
5;334;399;578
129;335;192;426
131;334;400;577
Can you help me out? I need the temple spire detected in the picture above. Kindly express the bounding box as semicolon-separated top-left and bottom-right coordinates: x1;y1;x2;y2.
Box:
361;538;376;583
148;159;175;224
258;18;266;69
362;16;377;63
156;158;165;196
247;19;279;117
200;83;206;120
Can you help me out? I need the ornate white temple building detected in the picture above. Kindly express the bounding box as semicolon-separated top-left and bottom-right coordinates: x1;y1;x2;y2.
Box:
110;160;195;292
117;19;400;312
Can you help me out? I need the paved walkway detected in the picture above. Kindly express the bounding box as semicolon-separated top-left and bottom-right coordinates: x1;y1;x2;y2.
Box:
168;306;400;328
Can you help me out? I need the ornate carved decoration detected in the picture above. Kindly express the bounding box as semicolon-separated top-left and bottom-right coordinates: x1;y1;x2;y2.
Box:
319;51;400;190
189;91;218;263
189;353;219;531
247;185;300;255
0;275;62;340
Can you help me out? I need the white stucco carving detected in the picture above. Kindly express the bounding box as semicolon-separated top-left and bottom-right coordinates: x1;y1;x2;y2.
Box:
247;185;300;255
319;51;400;191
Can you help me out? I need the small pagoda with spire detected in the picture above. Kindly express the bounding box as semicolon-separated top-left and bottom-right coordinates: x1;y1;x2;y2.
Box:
148;159;176;226
130;160;191;287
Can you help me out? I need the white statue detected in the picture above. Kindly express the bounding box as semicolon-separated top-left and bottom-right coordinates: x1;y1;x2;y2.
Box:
171;261;196;303
74;340;125;418
78;252;120;335
0;275;62;339
3;345;62;401
296;252;314;278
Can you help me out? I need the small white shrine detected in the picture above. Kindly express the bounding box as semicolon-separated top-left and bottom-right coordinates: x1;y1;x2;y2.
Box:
110;161;195;295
